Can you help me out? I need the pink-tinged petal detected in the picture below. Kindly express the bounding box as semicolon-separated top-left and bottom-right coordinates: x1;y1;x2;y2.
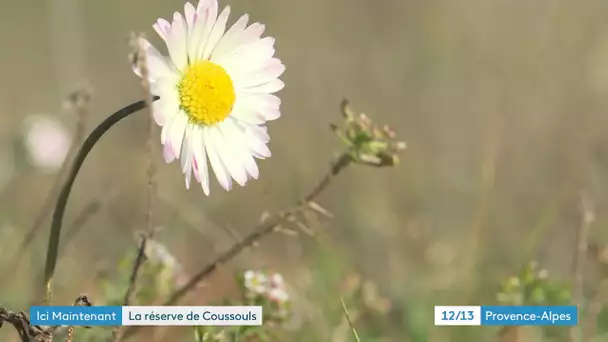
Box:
153;18;171;40
187;0;210;59
181;125;194;189
184;2;196;32
204;127;232;191
194;0;219;60
167;12;188;71
163;142;176;163
201;6;231;60
192;126;210;195
209;125;248;186
192;157;201;183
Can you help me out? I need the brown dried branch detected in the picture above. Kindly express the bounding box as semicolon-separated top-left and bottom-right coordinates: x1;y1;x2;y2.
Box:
122;153;352;339
166;153;351;306
0;308;50;342
0;295;92;342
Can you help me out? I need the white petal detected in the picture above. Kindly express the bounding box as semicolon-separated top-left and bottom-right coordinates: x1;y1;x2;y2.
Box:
151;87;180;126
165;112;188;159
212;23;266;64
181;124;195;189
240;122;271;158
210;14;249;60
239;79;284;93
230;104;266;125
192;126;210;195
209;125;248;186
194;0;219;60
201;6;231;60
236;92;281;121
204;127;232;191
167;12;188;70
246;124;270;143
234;59;285;88
220;119;259;179
219;37;275;76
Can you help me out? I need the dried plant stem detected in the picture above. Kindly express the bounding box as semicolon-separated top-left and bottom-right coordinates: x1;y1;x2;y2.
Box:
122;153;352;339
111;35;156;342
570;194;594;342
41;97;157;318
340;297;361;342
0;307;50;342
167;153;351;306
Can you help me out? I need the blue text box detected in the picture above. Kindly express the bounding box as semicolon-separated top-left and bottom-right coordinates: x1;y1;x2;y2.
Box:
30;306;122;326
481;306;577;326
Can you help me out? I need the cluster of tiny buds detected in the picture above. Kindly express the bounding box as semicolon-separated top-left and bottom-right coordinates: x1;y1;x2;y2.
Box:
243;270;290;306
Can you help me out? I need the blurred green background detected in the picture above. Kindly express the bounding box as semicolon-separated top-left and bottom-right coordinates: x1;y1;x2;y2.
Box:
2;0;608;341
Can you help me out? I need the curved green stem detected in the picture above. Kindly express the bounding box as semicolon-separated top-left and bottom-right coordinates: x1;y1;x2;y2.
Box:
42;97;159;305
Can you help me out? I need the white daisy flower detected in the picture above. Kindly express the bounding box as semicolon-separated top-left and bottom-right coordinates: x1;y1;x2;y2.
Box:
134;0;285;195
243;270;268;295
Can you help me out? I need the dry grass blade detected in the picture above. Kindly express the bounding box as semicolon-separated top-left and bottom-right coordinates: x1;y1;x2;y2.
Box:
340;297;361;342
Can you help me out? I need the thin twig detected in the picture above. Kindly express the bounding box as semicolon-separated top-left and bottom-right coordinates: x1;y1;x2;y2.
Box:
340;297;361;342
0;87;91;290
571;193;594;342
122;153;352;339
167;153;350;306
111;33;156;342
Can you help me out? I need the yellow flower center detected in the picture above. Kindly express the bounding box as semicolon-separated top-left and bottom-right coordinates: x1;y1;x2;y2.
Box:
177;61;236;125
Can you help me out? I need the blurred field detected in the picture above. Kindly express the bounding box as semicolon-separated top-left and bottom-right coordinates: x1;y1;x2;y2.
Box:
3;0;608;341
